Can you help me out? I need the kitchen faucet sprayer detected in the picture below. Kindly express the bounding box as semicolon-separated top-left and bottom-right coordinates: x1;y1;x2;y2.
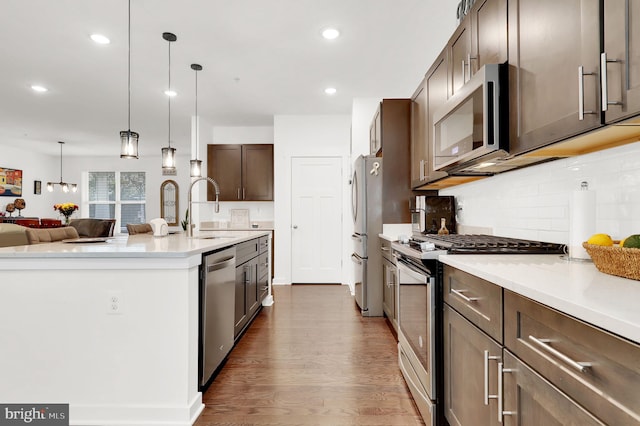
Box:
187;176;220;237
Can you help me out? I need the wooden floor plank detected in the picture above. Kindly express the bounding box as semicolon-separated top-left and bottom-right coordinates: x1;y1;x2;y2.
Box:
194;284;424;426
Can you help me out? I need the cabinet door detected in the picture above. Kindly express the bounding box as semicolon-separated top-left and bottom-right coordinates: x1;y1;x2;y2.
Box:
411;82;428;185
471;0;507;74
245;261;259;316
603;0;640;123
242;144;273;201
257;252;269;303
234;264;247;337
449;19;472;96
207;144;242;201
381;257;396;325
508;0;601;155
444;304;502;426
502;351;606;426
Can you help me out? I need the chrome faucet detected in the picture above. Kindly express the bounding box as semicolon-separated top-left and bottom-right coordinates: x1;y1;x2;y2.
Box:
187;176;220;237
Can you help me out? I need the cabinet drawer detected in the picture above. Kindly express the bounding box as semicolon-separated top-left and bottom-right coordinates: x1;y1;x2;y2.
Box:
504;290;640;426
236;238;259;265
443;265;503;343
257;252;269;279
258;235;269;254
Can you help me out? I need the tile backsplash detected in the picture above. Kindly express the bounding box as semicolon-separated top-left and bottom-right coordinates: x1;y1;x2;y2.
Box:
440;141;640;243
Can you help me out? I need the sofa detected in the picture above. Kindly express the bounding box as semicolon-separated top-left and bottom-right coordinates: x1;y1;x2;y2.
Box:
0;223;80;246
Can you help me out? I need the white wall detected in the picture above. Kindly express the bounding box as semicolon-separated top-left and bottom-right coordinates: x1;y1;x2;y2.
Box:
273;115;352;285
441;141;640;243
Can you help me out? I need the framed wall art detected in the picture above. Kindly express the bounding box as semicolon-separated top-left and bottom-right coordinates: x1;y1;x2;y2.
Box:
34;180;42;195
0;167;23;197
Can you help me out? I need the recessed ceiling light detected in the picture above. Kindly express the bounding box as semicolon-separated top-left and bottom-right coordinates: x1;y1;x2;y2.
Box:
322;28;340;40
164;90;177;97
31;85;48;93
90;34;110;44
324;87;337;95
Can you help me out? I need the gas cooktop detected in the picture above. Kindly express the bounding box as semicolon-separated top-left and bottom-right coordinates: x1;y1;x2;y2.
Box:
413;234;567;255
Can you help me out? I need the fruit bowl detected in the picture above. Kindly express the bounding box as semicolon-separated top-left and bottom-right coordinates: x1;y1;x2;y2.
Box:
582;242;640;281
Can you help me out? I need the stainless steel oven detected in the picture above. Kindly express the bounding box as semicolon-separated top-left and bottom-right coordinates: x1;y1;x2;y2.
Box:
396;253;439;426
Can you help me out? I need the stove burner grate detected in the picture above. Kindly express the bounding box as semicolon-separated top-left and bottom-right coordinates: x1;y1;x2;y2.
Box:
413;234;566;254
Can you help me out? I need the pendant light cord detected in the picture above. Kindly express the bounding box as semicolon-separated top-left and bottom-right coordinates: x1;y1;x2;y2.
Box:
167;39;171;149
59;142;63;182
195;67;198;161
127;0;131;132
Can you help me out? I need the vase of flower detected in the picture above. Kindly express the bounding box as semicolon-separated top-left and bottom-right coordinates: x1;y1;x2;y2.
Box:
54;203;79;225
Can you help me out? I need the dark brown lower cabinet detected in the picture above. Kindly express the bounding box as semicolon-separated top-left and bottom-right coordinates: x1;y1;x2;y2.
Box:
443;304;501;426
501;351;605;426
234;236;270;338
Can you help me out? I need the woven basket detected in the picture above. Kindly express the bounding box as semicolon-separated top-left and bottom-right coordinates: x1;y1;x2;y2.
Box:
582;242;640;281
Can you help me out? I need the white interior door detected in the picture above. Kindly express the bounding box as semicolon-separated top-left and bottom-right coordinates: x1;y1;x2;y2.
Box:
291;157;342;283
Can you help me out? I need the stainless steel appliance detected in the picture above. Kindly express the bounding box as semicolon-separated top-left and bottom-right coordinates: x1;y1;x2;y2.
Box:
200;246;236;388
393;234;566;425
433;63;509;175
351;155;384;316
412;195;456;235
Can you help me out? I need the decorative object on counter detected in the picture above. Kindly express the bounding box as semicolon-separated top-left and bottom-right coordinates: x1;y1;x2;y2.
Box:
34;180;41;195
187;177;220;237
161;32;178;173
47;141;77;193
149;218;169;237
0;167;23;196
13;198;25;216
230;209;250;229
437;217;450;235
189;63;203;177
160;179;179;226
569;181;596;260
5;203;15;217
180;208;189;231
53;203;78;225
582;242;640;281
120;0;139;159
456;0;476;22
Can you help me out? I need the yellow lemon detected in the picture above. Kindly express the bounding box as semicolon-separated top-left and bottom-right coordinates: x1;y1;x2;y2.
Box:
620;238;626;247
587;233;614;246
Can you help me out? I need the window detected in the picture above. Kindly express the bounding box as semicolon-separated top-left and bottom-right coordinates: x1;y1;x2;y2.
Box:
87;171;146;233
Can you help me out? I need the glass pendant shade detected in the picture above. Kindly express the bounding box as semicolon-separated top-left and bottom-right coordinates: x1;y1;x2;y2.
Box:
47;183;54;192
120;130;139;159
162;146;176;170
190;159;202;177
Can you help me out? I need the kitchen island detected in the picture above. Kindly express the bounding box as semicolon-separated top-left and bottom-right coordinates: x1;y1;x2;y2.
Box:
0;231;271;426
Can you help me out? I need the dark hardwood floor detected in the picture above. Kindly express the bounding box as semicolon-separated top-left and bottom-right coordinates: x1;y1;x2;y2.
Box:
194;284;425;426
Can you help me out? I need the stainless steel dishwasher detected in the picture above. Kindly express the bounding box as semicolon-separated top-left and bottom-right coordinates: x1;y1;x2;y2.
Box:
200;246;236;388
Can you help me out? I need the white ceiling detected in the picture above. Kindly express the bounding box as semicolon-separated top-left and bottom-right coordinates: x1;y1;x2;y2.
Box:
1;0;457;157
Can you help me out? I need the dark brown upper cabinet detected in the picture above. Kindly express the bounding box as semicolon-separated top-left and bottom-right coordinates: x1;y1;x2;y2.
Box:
448;0;507;97
508;0;601;155
602;1;640;124
411;50;449;188
207;144;273;201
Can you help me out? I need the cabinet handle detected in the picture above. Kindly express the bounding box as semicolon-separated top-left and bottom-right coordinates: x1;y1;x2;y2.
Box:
498;362;516;422
528;335;592;373
601;52;623;112
237;188;241;200
243;187;246;200
419;159;426;180
466;53;477;82
381;246;390;252
461;59;466;84
483;350;500;405
578;66;596;120
450;288;479;303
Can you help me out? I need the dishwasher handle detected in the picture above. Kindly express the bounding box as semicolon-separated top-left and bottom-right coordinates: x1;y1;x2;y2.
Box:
207;255;236;272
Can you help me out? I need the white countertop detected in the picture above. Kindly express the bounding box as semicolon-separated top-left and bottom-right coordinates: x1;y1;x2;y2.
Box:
0;230;271;259
439;254;640;344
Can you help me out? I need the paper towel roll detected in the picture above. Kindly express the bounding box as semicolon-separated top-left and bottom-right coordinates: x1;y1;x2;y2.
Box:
569;185;596;260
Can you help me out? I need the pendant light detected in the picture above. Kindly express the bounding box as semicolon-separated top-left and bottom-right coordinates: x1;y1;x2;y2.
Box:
120;0;139;159
189;63;203;178
47;141;77;193
161;32;177;172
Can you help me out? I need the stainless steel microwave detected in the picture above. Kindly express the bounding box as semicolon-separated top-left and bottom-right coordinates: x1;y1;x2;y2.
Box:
433;63;509;174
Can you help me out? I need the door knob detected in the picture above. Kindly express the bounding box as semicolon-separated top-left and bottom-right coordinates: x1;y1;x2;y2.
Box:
292;225;298;229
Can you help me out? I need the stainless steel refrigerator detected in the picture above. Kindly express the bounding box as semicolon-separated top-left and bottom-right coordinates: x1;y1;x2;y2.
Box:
351;155;384;316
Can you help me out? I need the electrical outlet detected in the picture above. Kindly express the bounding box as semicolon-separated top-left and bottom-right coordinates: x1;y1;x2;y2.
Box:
107;290;124;315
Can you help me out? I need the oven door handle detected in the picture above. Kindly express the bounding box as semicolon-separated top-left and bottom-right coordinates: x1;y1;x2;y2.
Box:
397;259;430;284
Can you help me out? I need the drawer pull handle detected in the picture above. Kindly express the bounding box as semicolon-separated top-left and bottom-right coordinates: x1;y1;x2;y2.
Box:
483;350;500;405
528;335;592;373
451;288;479;303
